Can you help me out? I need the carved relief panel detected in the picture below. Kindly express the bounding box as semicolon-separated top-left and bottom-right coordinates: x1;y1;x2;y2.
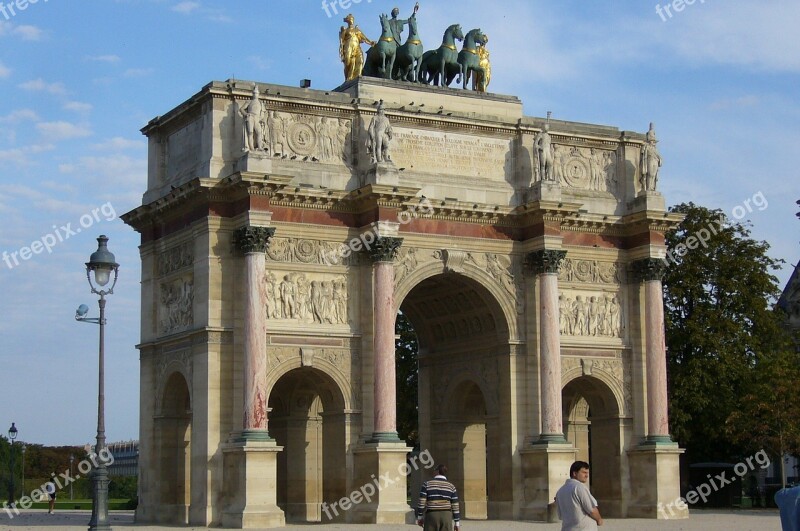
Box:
559;290;622;338
554;145;617;193
157;242;194;336
265;272;350;325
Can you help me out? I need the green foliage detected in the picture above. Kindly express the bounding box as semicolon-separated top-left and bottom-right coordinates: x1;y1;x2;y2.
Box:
395;312;420;447
663;202;788;462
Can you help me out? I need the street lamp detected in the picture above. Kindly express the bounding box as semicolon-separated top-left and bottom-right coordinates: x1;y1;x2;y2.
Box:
7;422;17;505
77;235;119;531
69;455;75;500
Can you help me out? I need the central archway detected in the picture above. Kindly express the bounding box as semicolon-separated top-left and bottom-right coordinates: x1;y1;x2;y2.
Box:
399;271;511;519
268;368;347;522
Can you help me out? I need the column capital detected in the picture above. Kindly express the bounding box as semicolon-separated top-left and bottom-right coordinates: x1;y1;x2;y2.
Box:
526;249;567;275
367;237;403;263
631;257;667;282
234;226;275;254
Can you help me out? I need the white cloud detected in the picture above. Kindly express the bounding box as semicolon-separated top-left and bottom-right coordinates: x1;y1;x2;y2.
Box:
0;61;10;78
91;137;144;151
18;78;67;95
172;1;200;14
0;21;44;41
0;144;54;166
709;95;760;112
86;54;121;63
36;121;92;142
0;109;39;123
123;67;154;78
64;101;93;113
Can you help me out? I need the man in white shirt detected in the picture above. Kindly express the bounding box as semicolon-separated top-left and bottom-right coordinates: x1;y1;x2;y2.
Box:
554;460;603;530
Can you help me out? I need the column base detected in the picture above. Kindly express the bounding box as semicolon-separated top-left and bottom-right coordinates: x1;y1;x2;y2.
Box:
232;429;275;443
627;444;687;519
350;440;413;524
519;442;576;521
533;433;569;445
369;431;402;443
221;439;285;528
640;434;675;447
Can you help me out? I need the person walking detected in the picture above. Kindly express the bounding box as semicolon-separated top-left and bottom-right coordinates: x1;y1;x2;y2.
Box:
416;464;461;530
554;460;603;530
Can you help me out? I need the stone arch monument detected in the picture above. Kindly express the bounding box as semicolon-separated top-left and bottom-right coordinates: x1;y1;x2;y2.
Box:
122;77;685;527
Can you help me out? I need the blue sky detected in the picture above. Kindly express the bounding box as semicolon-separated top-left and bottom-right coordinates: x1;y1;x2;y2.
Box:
0;0;798;446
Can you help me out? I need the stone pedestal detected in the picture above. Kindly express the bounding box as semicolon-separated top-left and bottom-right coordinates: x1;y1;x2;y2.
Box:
529;180;562;202
520;443;577;521
364;162;400;186
350;441;413;524
628;190;665;212
235;151;273;174
221;439;285;529
627;444;687;519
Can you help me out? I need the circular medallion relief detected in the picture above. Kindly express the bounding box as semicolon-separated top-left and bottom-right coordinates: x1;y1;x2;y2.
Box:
287;122;317;156
563;158;590;189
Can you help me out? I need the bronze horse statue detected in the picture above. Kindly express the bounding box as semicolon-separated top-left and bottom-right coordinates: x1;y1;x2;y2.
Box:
458;28;488;90
393;13;423;82
362;13;397;79
419;23;464;87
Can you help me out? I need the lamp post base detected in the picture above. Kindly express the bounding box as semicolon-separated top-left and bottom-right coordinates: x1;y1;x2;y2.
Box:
88;466;112;531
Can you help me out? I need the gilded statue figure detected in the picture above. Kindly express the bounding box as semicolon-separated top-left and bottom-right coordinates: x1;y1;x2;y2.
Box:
473;35;491;92
339;13;375;81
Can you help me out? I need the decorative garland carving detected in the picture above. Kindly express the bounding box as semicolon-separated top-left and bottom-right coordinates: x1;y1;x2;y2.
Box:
558;258;623;285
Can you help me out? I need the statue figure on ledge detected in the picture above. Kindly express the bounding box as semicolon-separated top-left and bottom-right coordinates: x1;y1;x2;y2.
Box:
339;13;375;82
534;121;555;182
640;122;662;192
473;34;491;92
239;85;266;153
367;100;393;164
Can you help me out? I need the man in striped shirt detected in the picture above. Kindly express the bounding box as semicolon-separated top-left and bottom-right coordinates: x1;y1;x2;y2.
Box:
416;464;461;530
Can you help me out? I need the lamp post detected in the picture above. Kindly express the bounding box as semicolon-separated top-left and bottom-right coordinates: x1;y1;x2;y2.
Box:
7;422;17;505
77;235;119;531
20;445;25;499
69;455;75;501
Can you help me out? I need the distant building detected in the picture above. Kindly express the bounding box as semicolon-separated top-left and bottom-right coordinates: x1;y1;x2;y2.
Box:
84;440;139;477
778;261;800;351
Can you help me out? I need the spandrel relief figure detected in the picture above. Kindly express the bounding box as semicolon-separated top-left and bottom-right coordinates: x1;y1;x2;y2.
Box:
239;85;267;153
640;122;662;192
367;100;393;164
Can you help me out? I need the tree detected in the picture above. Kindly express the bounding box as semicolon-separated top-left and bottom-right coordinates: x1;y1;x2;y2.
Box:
395;311;419;447
663;202;787;462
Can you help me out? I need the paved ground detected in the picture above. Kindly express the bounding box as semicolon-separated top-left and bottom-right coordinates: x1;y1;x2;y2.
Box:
0;509;783;530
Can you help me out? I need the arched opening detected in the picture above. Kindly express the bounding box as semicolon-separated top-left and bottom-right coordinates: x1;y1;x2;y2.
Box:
562;375;623;516
399;272;510;519
155;371;192;524
268;367;346;523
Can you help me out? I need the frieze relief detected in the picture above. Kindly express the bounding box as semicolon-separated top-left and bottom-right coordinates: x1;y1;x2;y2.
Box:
443;252;523;314
265;272;350;325
159;274;194;335
157;242;193;277
266;237;359;266
237;90;353;164
558;259;623;285
559;290;623;338
554;145;617;193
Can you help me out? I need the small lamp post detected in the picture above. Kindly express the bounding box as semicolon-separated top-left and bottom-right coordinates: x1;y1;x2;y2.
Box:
7;422;17;505
69;455;75;500
77;235;119;531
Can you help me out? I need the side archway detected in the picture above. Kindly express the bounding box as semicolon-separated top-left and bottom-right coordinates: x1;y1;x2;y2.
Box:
155;371;192;524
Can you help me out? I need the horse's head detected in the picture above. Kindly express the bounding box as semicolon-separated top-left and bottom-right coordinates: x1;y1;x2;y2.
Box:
379;13;391;33
407;14;418;35
444;23;464;42
469;28;488;46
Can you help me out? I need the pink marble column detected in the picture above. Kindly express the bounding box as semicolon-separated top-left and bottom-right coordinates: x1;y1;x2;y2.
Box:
634;258;672;444
367;237;403;441
235;226;275;441
528;250;568;444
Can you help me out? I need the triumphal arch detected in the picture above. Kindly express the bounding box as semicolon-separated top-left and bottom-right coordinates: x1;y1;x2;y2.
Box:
123;74;685;527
